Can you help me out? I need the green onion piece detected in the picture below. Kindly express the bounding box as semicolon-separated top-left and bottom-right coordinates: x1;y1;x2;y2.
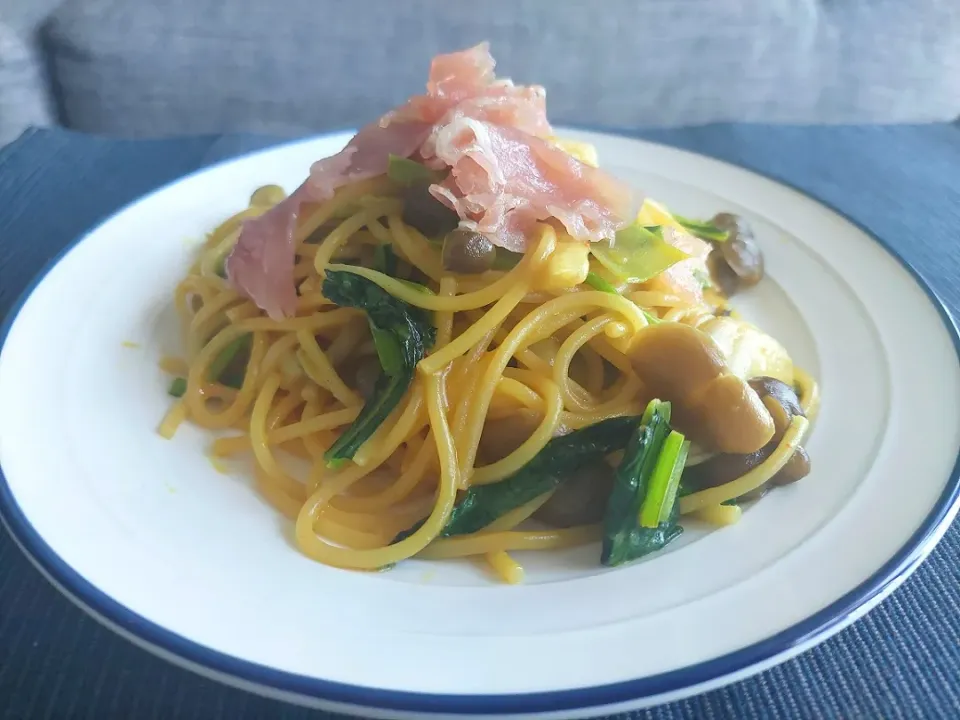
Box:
168;377;187;398
584;271;620;294
387;155;443;186
591;223;690;285
639;431;689;528
672;214;730;243
584;271;661;324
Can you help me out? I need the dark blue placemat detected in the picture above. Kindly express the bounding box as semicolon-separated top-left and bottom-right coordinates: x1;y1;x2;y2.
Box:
2;125;960;719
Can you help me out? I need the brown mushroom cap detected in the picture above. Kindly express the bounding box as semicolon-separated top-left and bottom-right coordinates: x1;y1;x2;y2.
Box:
682;377;811;497
533;463;614;528
477;411;542;465
709;213;764;295
628;323;774;454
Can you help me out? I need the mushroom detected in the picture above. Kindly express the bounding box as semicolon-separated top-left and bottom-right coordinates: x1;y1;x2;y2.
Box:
401;182;460;237
770;445;810;487
477;411;542;465
627;323;775;454
353;358;382;401
478;411;615;527
681;376;811;496
707;213;764;296
533;463;614;528
748;376;802;435
442;228;498;274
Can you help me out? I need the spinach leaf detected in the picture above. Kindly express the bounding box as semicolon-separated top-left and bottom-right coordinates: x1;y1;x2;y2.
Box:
322;270;436;465
601;400;684;567
395;416;640;542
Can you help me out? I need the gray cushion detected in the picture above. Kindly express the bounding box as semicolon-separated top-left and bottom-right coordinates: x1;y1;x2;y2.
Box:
0;23;54;145
35;0;960;138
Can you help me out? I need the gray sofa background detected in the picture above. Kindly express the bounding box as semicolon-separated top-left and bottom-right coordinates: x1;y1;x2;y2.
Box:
2;1;960;144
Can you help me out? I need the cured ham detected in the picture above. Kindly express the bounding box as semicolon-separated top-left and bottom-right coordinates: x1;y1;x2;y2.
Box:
225;121;430;319
384;43;552;140
225;42;636;318
427;119;636;251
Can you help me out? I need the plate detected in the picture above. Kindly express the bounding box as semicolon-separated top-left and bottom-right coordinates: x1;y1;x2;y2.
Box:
1;128;959;719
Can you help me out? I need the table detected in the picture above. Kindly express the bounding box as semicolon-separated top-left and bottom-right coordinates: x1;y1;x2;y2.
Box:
1;124;960;719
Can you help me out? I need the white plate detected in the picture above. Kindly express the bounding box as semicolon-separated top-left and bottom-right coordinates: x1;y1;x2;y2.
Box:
1;129;959;720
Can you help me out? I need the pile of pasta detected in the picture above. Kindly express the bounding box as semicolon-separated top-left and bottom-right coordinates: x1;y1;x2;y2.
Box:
160;145;817;584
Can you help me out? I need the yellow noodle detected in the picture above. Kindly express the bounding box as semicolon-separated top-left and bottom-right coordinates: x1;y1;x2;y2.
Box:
693;503;743;526
211;434;250;457
435;276;458;348
324;226;554;314
680;416;809;513
312;202;403;273
294;371;457;569
485;491;554;532
485;551;525;584
453;291;649;481
387;215;445;281
296;330;362;407
469;370;562;486
419;525;601;560
185;327;266;429
158;399;188;439
295;175;396;243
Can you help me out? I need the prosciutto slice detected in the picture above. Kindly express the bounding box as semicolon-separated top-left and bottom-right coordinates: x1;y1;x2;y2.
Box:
225;121;429;319
383;43;551;140
225;42;637;318
426;119;636;251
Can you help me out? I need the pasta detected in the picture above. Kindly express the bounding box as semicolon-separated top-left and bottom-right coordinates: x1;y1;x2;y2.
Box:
158;43;818;583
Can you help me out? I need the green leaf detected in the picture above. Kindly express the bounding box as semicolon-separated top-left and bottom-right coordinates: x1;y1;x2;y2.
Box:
322;270;437;465
369;323;404;377
672;214;730;243
394;416;640;543
387;155;444;186
591;223;690;284
601;400;684;567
